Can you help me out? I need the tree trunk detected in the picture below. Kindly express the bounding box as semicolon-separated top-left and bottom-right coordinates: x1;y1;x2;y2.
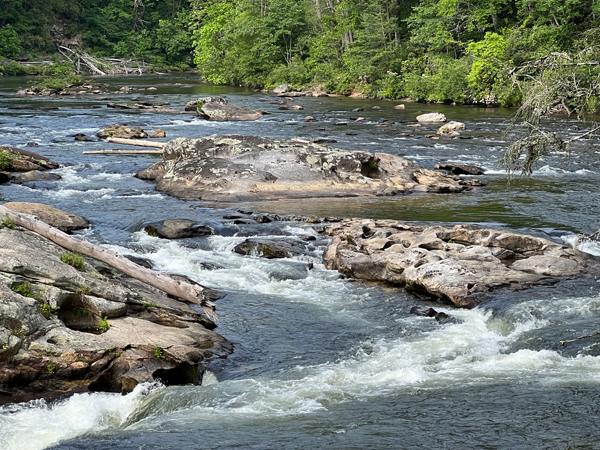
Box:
0;205;216;319
82;150;163;155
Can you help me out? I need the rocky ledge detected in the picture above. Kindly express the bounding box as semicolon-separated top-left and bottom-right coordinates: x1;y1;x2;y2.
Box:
0;213;231;404
324;219;599;307
136;135;482;201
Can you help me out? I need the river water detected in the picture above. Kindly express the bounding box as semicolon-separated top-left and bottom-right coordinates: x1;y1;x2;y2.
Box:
1;74;600;449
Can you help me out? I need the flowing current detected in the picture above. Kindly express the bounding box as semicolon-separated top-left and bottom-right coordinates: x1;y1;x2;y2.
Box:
1;75;600;449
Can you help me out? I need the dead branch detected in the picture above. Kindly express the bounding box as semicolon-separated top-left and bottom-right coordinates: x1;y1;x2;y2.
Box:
82;150;163;155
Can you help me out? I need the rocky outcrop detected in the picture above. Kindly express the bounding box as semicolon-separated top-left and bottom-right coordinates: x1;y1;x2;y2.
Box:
13;172;62;184
324;219;598;307
416;113;447;123
434;163;485;176
184;96;228;112
199;103;266;121
106;103;194;115
144;219;213;239
0;225;230;404
2;203;89;234
437;121;465;137
136;135;483;201
0;147;59;172
234;238;306;259
97;125;148;139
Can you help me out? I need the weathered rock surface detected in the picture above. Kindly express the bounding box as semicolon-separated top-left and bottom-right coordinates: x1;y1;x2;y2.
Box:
234;238;306;259
0;147;59;172
97;125;148;139
149;129;166;138
273;84;291;94
324;219;599;307
185;96;228;112
434;163;485;176
199;103;266;121
144;219;213;239
416;113;447;123
0;226;231;404
437;121;465;137
13;172;62;184
2;202;89;234
136;135;482;201
107;103;193;115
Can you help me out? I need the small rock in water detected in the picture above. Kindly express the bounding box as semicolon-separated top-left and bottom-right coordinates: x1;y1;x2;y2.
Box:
149;129;166;138
352;108;364;112
26;141;39;146
144;219;213;239
394;104;406;110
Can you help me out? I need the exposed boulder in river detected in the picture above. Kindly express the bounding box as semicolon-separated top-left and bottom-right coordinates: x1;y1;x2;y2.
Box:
13;172;62;184
184;96;228;112
437;121;465;137
0;222;230;404
0;146;59;172
434;163;485;176
135;135;482;201
144;219;213;239
234;238;306;259
324;219;599;307
97;125;148;139
199;102;267;121
416;113;447;123
2;202;89;234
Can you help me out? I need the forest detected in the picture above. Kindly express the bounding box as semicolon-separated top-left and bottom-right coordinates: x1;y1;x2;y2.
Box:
1;0;599;112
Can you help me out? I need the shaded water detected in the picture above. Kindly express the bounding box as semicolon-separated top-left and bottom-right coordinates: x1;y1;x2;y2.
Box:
0;75;599;449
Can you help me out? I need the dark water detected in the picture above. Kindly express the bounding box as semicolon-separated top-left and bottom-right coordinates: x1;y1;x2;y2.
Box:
1;74;600;450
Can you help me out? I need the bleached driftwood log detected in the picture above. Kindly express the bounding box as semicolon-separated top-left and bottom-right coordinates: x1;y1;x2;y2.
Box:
0;205;216;319
83;150;163;155
105;137;166;148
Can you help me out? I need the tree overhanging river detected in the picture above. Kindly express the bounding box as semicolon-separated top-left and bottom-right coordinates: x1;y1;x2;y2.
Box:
1;74;600;449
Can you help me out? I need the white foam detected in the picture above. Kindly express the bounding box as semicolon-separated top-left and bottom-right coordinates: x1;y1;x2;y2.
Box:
0;383;162;450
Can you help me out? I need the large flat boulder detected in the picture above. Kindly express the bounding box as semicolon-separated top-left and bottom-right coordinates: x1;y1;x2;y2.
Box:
324;219;599;307
136;135;482;201
0;225;231;404
2;202;89;234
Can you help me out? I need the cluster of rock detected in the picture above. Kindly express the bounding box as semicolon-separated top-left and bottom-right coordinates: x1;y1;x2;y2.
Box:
324;219;598;307
0;204;230;404
136;135;483;201
0;147;60;185
184;96;267;121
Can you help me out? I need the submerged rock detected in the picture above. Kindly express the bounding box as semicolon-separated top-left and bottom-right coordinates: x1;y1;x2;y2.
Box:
2;202;89;234
136;135;482;201
0;225;230;404
144;219;213;239
324;219;599;307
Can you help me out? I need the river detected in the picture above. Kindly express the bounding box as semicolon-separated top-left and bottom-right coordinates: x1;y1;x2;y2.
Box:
1;74;600;449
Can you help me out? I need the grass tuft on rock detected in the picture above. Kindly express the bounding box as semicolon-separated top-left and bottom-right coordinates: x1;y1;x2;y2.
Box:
60;252;85;271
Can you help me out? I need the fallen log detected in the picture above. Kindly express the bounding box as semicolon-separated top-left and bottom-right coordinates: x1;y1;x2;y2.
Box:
0;205;216;320
105;137;166;148
83;149;163;155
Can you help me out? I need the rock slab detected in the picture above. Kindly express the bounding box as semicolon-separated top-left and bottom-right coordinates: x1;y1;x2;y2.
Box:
136;135;482;201
0;226;231;404
324;219;598;307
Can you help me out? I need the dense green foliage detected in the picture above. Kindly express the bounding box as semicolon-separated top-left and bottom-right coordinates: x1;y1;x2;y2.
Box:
1;0;599;107
190;0;600;106
0;0;194;68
